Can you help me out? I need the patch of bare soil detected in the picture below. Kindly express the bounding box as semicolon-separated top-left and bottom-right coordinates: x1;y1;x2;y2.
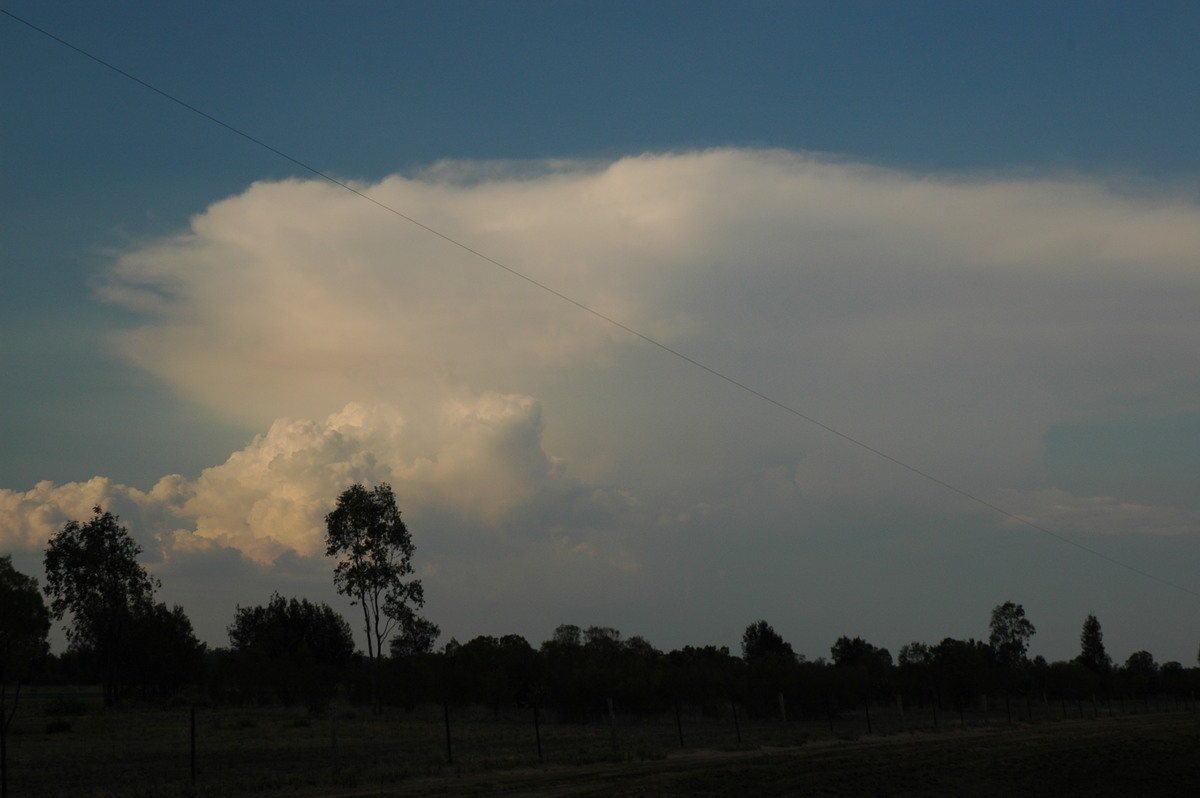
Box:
313;711;1200;797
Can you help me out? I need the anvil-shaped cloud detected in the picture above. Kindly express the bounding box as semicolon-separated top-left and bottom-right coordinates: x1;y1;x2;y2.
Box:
5;150;1198;657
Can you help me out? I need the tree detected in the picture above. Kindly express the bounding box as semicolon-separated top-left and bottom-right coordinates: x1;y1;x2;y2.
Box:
830;636;893;706
933;638;992;711
43;507;160;705
830;636;893;670
1076;614;1111;674
988;601;1036;670
741;620;793;662
1;556;50;798
388;615;440;658
325;483;435;712
1122;650;1157;677
127;602;206;697
228;593;355;709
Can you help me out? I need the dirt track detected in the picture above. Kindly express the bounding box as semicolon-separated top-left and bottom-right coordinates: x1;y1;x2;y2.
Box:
314;711;1200;797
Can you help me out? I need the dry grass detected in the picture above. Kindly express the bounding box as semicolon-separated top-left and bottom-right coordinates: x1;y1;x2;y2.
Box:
4;690;1197;796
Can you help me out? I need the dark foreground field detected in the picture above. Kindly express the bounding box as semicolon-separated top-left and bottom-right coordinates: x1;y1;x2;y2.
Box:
7;694;1198;797
378;711;1200;797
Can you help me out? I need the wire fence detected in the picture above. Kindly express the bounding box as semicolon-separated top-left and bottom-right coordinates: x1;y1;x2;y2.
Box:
5;686;1197;797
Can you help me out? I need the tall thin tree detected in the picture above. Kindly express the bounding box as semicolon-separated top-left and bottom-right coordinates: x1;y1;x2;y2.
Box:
1077;613;1111;674
325;483;432;712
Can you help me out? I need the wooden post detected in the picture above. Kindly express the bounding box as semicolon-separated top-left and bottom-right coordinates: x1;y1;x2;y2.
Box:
606;697;618;750
675;702;684;748
864;701;872;735
2;688;9;798
190;707;197;785
533;704;542;759
778;692;788;724
331;711;338;753
731;698;742;744
896;694;905;732
443;699;453;764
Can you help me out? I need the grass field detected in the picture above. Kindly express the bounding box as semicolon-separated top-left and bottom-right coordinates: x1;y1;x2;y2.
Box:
4;689;1198;796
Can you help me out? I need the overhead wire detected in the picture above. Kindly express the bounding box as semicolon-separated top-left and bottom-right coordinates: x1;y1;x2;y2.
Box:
4;7;1197;601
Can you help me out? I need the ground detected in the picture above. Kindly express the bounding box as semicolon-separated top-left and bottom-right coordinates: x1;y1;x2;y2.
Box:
318;711;1200;797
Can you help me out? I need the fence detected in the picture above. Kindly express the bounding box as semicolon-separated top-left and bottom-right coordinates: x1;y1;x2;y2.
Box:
4;688;1196;797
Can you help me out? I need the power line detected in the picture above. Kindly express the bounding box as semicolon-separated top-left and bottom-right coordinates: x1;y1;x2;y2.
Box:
5;7;1197;601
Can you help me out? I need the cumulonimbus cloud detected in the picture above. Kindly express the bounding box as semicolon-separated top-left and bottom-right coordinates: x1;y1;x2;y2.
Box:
8;149;1200;580
99;150;1200;443
0;397;640;567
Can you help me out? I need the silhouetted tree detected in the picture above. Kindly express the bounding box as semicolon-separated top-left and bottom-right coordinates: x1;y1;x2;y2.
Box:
127;602;206;697
446;635;538;712
228;593;355;709
388;615;440;657
1;556;50;798
43;507;160;705
741;620;793;662
933;637;992;710
538;624;589;719
1076;614;1111;675
326;482;434;712
666;645;739;711
551;624;583;647
897;641;936;707
830;636;893;706
831;636;893;670
988;601;1036;670
1158;661;1186;701
1120;650;1158;698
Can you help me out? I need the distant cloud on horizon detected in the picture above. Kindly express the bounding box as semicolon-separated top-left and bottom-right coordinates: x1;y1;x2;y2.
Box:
4;149;1198;659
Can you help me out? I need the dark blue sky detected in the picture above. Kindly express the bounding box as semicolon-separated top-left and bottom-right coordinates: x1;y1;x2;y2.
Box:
2;2;1198;662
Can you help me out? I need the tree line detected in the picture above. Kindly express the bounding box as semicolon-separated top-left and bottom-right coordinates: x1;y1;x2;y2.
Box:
4;486;1199;730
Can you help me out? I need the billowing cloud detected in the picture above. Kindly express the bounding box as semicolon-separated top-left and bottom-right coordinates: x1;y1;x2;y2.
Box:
95;150;1200;508
7;149;1199;659
0;397;630;562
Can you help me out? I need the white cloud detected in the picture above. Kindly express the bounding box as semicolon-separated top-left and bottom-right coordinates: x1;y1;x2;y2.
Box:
12;149;1200;656
94;150;1200;508
995;488;1200;537
0;397;635;565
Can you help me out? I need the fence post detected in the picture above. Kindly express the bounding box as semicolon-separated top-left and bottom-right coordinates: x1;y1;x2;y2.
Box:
443;699;453;764
607;698;618;750
731;698;742;744
675;702;684;748
190;707;197;785
532;704;543;759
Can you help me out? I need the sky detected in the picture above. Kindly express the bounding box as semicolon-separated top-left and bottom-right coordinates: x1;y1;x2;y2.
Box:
2;1;1199;666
